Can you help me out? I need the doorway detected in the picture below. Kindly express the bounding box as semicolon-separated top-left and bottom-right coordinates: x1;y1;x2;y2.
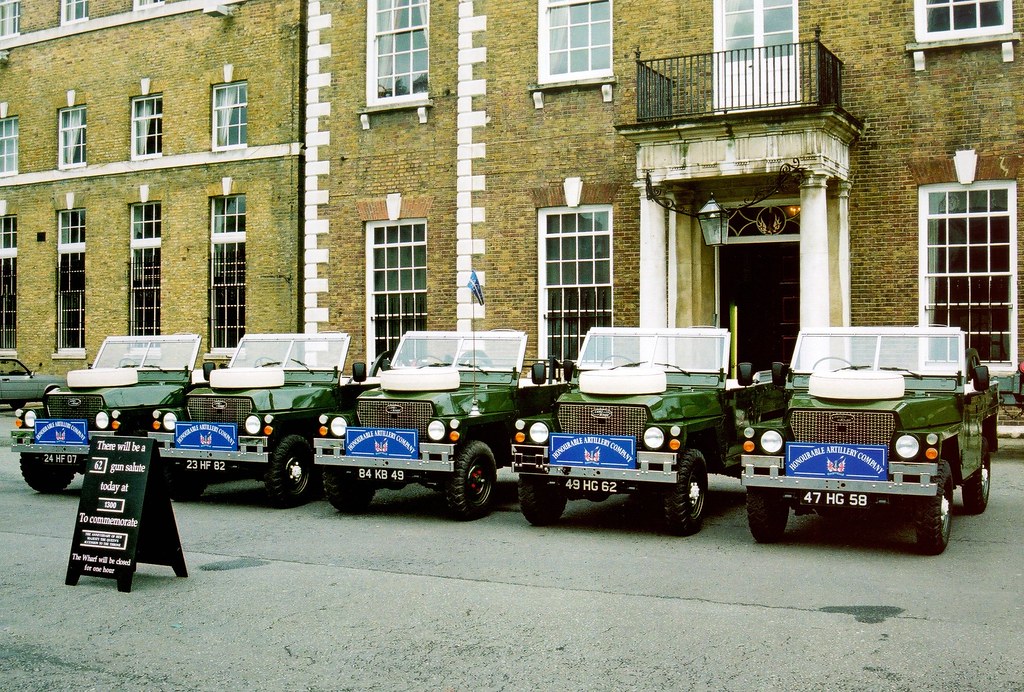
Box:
718;241;799;371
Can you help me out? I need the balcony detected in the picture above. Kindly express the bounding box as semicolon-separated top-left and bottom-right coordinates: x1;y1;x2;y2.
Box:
635;39;843;122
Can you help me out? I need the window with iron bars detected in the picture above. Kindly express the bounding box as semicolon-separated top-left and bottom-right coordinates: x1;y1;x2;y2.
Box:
369;220;426;357
541;207;613;360
211;195;246;349
58;209;86;351
130;202;161;336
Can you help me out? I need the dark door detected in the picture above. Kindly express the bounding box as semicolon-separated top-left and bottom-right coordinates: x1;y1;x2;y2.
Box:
718;242;799;371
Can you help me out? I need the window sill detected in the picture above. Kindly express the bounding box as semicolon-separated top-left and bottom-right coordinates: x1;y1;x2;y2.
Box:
528;76;617;109
358;99;433;130
58;163;87;171
52;349;86;360
906;32;1020;70
131;153;163;162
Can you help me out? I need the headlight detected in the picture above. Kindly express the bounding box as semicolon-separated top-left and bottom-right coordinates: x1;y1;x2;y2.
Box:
528;422;549;444
162;411;178;431
760;430;784;454
24;410;36;428
643;427;665;450
95;411;110;430
244;415;262;435
427;420;446;441
895;434;920;460
330;417;348;437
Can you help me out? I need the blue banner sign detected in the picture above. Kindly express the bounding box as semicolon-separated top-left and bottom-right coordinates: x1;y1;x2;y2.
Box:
548;433;637;470
174;422;238;452
346;428;419;459
35;419;89;446
785;443;888;481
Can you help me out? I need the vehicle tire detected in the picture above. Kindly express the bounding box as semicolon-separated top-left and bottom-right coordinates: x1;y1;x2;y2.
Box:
663;448;708;536
8;400;25;410
746;489;789;543
264;435;320;508
323;468;376;513
961;439;991;515
19;455;76;493
915;460;953;555
163;464;208;502
445;440;496;520
518;476;566;526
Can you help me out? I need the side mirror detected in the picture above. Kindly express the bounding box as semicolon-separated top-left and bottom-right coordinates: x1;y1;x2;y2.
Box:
771;361;788;387
965;348;980;380
352;362;367;383
531;361;547;385
973;365;990;392
736;362;755;387
563;360;576;382
202;362;216;380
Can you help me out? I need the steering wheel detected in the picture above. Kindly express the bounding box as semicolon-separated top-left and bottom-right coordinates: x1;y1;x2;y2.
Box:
457;351;491;368
417;355;444;367
254;357;280;368
812;356;853;370
119;358;139;368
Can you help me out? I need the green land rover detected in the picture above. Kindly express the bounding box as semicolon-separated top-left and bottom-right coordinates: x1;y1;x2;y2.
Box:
314;330;568;520
740;327;997;554
511;327;785;535
11;334;202;493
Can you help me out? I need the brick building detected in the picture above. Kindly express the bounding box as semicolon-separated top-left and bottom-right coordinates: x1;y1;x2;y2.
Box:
0;0;303;372
2;0;1021;375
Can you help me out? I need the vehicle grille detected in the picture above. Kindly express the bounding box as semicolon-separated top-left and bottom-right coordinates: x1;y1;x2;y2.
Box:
187;395;253;426
47;394;104;420
358;400;435;437
557;403;648;439
790;410;895;446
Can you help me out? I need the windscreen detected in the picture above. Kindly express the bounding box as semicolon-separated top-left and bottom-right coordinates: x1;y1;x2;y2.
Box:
230;335;349;371
95;337;200;370
576;331;728;372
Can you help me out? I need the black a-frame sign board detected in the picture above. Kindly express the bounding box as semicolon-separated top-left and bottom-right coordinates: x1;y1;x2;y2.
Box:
65;436;187;593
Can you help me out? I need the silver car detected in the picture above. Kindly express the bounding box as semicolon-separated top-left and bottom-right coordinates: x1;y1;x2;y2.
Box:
0;358;65;409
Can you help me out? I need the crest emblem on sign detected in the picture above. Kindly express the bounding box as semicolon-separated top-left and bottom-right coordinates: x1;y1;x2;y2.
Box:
55;431;66;441
584;447;601;463
375;440;388;454
826;458;847;475
199;433;212;445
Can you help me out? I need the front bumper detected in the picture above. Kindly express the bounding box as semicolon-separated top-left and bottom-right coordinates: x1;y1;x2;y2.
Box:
150;431;270;465
511;444;679;484
314;438;456;473
741;454;940;496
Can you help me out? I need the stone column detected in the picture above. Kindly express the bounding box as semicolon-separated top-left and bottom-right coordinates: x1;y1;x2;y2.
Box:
799;174;831;329
639;191;668;328
836;181;851;327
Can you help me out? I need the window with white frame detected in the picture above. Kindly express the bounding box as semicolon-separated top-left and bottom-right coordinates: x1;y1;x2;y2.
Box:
0;116;16;175
368;220;427;357
134;0;163;9
0;0;20;37
58;105;86;169
61;0;87;24
212;82;247;150
539;206;613;360
0;216;15;350
921;182;1016;365
914;0;1011;41
538;0;612;83
211;195;246;349
130;202;161;336
58;209;86;351
131;95;162;160
368;0;429;103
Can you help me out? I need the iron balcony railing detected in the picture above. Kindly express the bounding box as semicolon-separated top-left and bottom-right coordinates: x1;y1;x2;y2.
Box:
636;39;843;122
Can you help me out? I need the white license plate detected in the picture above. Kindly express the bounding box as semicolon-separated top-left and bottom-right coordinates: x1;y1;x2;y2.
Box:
565;478;620;494
800;491;870;508
43;453;80;465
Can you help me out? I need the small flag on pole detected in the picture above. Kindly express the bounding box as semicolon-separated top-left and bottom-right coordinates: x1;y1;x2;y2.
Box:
467;270;485;305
